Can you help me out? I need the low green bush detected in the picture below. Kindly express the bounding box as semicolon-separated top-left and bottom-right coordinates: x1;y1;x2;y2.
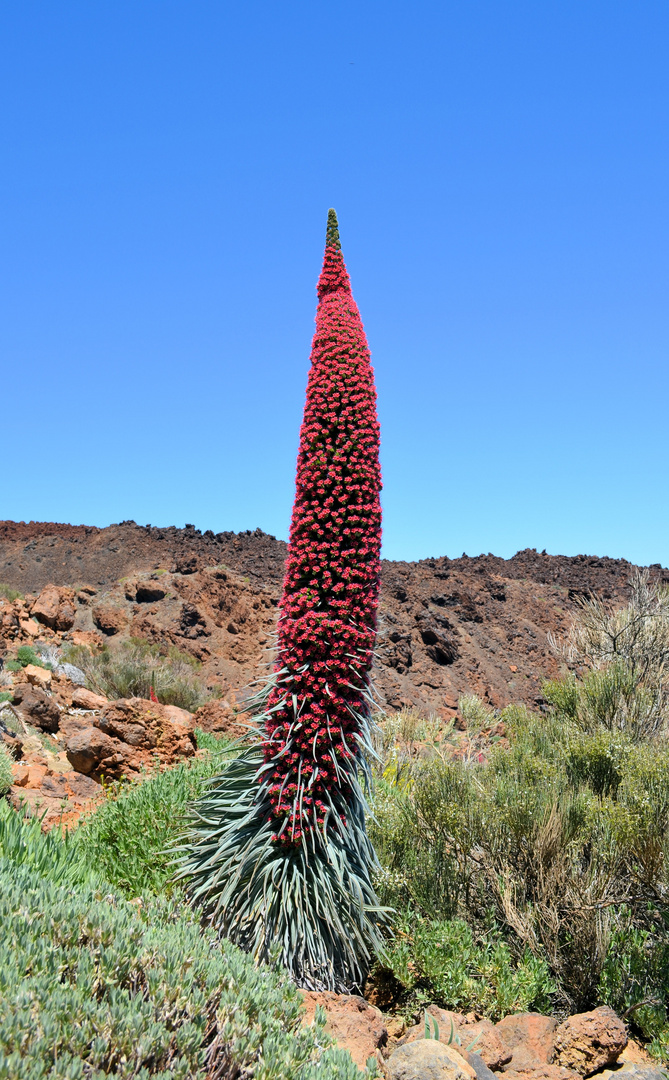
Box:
64;638;207;712
379;914;554;1021
0;583;21;602
5;644;48;673
0;747;13;797
75;736;234;896
598;906;669;1054
371;703;669;1021
0;859;373;1079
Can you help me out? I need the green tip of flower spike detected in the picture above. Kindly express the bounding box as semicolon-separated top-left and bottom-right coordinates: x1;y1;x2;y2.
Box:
326;208;341;250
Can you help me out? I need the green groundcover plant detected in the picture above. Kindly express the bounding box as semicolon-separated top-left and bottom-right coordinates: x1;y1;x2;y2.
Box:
74;735;233;896
0;858;376;1080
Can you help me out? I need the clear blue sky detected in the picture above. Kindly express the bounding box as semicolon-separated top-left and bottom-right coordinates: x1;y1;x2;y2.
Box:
2;1;668;565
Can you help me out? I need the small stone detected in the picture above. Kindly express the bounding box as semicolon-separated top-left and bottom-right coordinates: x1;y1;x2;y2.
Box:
388;1039;473;1080
24;664;52;690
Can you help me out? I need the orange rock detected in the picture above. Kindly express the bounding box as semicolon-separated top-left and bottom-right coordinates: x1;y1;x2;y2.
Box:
495;1014;558;1070
32;585;76;631
552;1007;627;1077
23;762;48;788
24;664;52;690
11;762;31;786
192;699;249;739
92;605;128;636
71;686;108;710
70;630;104;650
423;1008;512;1071
300;991;387;1070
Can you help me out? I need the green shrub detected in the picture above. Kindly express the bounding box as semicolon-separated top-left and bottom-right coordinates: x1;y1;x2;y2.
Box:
0;583;21;601
7;644;48;671
547;571;669;741
64;639;207;712
371;706;669;1013
379;914;554;1021
0;860;373;1079
458;693;496;733
75;743;235;897
599;907;669;1049
0;747;13;797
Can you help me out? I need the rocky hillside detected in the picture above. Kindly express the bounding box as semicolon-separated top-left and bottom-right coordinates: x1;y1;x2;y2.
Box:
1;519;667;718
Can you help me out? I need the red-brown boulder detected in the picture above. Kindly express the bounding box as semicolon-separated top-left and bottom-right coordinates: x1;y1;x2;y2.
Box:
71;686;108;710
552;1007;627;1077
97;697;196;759
494;1014;557;1070
66;726;118;775
31;585;76;631
14;685;60;732
192;699;249;739
300;991;387;1070
92;605;128;635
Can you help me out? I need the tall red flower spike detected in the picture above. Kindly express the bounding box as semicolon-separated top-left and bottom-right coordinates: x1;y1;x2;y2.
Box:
180;211;387;991
263;208;382;844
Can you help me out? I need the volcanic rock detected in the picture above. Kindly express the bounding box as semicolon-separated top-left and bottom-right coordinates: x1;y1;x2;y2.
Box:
92;605;128;635
494;1014;557;1070
66;726;118;775
552;1007;627;1077
31;584;76;631
23;664;52;691
388;1040;473;1080
14;685;60;732
97;697;196;761
300;991;387;1070
71;686;108;710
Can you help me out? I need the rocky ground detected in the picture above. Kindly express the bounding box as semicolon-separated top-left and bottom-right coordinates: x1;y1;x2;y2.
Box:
299;995;661;1080
0;655;238;826
2;519;667;719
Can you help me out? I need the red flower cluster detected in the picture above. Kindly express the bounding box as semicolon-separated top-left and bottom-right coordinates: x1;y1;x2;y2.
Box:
263;210;382;844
